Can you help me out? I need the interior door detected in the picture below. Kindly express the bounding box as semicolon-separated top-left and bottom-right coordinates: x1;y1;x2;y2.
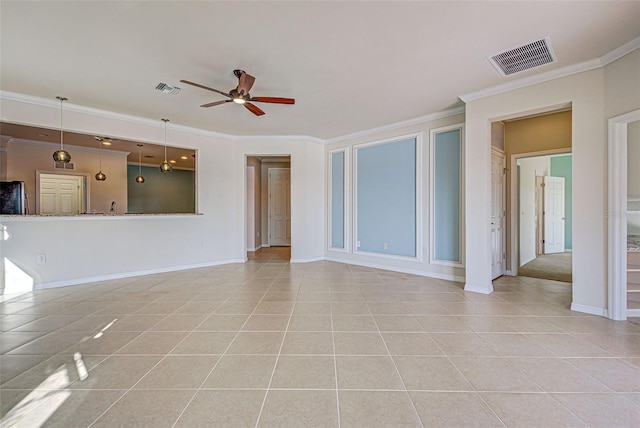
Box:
39;174;83;215
491;150;506;279
268;168;291;246
543;176;565;254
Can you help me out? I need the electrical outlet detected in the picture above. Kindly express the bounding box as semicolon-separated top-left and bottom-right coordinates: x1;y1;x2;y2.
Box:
37;254;46;264
356;240;361;248
383;243;388;250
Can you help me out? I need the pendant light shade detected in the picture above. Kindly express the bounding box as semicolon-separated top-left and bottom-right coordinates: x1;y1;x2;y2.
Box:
53;96;71;163
136;144;145;183
95;138;107;181
160;118;172;173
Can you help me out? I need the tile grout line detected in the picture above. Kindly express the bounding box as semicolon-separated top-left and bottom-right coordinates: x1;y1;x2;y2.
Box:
368;272;425;428
253;263;300;428
329;282;341;428
87;270;270;428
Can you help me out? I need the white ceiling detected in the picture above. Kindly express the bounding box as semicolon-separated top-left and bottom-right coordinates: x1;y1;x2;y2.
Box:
1;1;639;140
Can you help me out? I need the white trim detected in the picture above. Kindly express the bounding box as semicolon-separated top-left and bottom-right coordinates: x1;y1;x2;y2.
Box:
7;138;131;155
429;123;465;267
34;259;246;290
460;38;640;103
0;213;203;222
353;133;423;262
324;107;465;145
290;257;325;264
570;302;608;317
608;108;640;320
324;256;465;283
247;245;263;252
600;36;640;66
327;147;349;253
464;283;494;294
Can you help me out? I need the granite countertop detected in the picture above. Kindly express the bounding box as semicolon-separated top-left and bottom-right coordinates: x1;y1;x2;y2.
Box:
0;213;203;220
629;235;640;251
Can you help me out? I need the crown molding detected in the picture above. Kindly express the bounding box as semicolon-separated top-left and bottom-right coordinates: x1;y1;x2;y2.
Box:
460;36;640;103
600;36;640;66
0;90;324;145
459;58;602;103
324;106;465;145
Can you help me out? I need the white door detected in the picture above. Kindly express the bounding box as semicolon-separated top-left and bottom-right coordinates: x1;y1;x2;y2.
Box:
268;168;291;246
246;166;255;251
543;176;565;254
39;174;84;215
491;150;506;279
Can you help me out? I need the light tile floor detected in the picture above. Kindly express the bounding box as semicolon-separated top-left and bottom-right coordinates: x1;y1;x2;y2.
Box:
1;247;640;427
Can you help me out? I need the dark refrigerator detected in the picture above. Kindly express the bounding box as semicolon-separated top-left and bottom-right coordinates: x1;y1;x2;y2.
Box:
1;181;25;214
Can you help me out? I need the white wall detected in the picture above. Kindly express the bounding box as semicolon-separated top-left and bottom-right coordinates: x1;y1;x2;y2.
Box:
0;94;325;288
517;156;550;265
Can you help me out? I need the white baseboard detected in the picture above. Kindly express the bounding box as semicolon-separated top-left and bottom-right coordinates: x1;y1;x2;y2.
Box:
464;283;494;294
247;245;263;252
290;257;324;263
570;302;608;317
324;257;465;283
34;259;246;290
565;249;573;253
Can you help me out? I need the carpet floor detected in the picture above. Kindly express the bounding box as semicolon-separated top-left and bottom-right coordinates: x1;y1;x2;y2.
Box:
519;252;572;283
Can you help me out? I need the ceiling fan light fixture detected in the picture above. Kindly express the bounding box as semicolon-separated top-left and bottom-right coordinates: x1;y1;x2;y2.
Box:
233;97;246;104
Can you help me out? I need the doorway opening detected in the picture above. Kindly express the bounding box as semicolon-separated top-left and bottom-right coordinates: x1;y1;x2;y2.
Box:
515;153;572;283
245;155;291;261
491;108;573;287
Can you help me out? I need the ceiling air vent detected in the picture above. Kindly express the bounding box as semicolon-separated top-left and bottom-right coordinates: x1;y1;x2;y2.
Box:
488;37;556;77
155;82;181;94
54;161;75;170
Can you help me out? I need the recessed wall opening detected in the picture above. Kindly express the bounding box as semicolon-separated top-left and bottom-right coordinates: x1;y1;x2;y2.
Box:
246;155;291;262
491;107;573;297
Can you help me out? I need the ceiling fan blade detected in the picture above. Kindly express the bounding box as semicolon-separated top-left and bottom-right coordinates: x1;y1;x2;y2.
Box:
237;72;255;95
180;80;231;97
244;102;265;116
251;97;295;105
201;100;232;108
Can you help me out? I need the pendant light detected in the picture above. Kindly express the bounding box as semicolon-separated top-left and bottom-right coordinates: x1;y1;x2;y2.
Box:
159;118;172;172
52;96;71;163
94;137;107;181
135;144;145;183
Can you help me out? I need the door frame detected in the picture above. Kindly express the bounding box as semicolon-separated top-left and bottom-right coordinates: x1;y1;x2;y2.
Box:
508;148;570;276
268;167;291;247
36;170;89;215
491;147;506;279
608;108;640;320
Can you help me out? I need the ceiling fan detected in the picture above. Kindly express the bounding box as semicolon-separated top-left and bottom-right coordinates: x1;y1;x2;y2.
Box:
180;70;295;116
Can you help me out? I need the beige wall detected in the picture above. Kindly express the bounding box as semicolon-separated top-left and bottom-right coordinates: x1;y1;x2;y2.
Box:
6;140;128;214
465;67;606;311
